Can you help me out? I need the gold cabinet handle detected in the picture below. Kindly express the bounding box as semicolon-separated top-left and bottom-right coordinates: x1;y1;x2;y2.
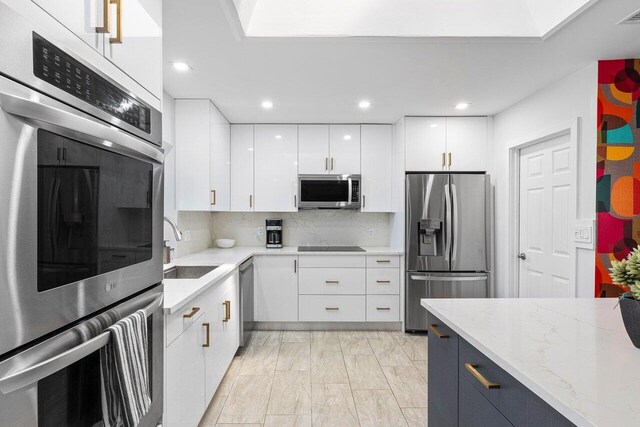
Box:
202;322;210;347
223;300;231;322
363;195;366;208
448;152;452;167
428;323;449;338
376;280;391;284
294;259;297;273
211;190;216;205
325;307;339;311
376;259;391;264
249;195;252;208
325;280;340;284
465;363;500;389
294;194;297;208
109;0;122;44
96;0;110;32
442;152;446;168
331;157;334;171
325;157;329;171
376;307;391;311
183;307;200;319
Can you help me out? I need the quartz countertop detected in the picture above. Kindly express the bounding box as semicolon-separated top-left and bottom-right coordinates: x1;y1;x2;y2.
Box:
163;246;403;314
421;298;640;427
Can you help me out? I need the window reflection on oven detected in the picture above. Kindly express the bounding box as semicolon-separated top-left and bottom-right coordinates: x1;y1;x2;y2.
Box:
37;129;154;292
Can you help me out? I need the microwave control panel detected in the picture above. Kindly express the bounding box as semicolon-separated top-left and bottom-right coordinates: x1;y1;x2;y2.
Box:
352;181;360;202
32;32;151;134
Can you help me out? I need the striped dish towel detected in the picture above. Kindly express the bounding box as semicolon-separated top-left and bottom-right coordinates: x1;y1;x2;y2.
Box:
100;309;151;427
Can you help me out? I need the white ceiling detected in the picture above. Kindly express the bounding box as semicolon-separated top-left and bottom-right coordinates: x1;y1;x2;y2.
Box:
163;0;640;123
232;0;594;38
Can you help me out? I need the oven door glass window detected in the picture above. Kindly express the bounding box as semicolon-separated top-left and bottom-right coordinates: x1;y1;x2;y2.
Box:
37;129;153;292
300;180;349;203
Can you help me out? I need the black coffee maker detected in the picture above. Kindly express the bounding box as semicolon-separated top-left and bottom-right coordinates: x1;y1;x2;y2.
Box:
266;219;283;248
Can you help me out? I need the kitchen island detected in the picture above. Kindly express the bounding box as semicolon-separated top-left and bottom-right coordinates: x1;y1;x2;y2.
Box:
421;298;640;427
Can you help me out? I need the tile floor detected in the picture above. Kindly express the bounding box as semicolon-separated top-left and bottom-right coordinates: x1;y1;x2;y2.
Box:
199;330;428;427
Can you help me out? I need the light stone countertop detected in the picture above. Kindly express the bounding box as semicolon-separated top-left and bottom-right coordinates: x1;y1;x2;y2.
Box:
421;298;640;427
163;246;403;314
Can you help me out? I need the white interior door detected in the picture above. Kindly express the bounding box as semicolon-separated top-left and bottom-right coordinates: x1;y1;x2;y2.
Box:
518;134;574;297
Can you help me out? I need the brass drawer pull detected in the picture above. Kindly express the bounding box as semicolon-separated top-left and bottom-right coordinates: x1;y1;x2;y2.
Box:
325;307;339;311
428;324;449;338
465;363;500;389
442;152;446;168
211;190;216;205
448;152;452;167
223;300;231;322
376;307;390;311
376;259;391;263
202;322;210;347
96;0;110;32
249;194;253;208
183;307;200;319
376;280;391;284
325;280;340;284
109;0;123;44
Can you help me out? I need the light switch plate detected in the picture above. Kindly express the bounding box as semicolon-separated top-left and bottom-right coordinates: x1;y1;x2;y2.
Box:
574;219;595;249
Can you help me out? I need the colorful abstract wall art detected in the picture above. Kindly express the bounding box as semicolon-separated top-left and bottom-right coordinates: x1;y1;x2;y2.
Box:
596;59;640;297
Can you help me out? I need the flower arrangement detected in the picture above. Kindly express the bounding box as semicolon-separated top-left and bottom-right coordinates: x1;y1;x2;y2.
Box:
610;247;640;300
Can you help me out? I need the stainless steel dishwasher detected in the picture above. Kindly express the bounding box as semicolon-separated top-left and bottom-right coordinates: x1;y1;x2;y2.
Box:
239;257;254;346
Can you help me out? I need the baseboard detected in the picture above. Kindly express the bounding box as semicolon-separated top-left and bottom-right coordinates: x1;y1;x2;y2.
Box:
252;321;402;331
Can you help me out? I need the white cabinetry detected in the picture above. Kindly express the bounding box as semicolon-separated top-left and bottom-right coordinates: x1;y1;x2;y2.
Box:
361;124;393;212
255;255;298;322
33;0;104;52
405;117;487;172
176;100;230;211
329;125;361;174
254;125;298;212
298;125;330;174
230;125;255;212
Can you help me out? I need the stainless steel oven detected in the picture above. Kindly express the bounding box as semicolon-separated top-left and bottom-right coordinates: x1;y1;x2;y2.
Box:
0;6;163;358
298;174;361;209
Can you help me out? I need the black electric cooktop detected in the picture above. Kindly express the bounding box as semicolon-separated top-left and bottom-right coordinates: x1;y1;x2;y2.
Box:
298;246;365;252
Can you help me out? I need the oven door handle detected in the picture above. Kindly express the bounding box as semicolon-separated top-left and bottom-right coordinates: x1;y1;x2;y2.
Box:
0;92;163;164
0;294;163;395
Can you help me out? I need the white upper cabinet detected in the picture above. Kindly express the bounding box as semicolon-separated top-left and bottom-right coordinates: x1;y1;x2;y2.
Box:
230;125;255;212
210;106;231;211
298;125;330;175
361;125;393;212
405;117;447;172
104;0;163;100
254;124;299;212
176;100;212;211
329;125;361;174
405;117;487;172
445;117;487;172
33;0;105;53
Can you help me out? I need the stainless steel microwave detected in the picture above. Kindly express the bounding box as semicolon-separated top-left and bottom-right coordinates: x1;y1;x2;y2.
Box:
298;174;361;209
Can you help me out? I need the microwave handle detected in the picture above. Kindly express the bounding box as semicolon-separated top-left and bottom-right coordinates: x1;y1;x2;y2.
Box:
348;177;352;205
0;92;163;164
0;294;163;395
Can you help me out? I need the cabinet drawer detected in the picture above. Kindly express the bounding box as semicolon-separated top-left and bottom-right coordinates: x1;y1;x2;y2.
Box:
366;295;400;322
366;255;400;268
165;304;205;346
298;255;365;268
299;268;365;295
299;295;365;322
366;268;400;294
459;375;511;427
459;338;573;427
427;312;459;427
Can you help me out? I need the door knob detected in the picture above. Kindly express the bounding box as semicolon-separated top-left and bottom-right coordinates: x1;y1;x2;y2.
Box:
517;253;527;260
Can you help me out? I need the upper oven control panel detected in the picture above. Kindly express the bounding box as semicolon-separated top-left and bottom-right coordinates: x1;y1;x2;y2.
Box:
32;32;151;135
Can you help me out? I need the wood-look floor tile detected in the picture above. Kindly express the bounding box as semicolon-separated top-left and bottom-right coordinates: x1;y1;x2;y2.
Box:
216;355;244;397
248;330;283;347
412;360;428;382
339;335;373;355
282;331;311;342
311;383;360;427
368;339;414;367
381;366;427;408
265;414;312;427
218;374;273;423
402;407;428;427
310;350;349;384
344;354;390;390
353;389;408;427
198;393;226;426
239;344;280;375
267;371;312;415
277;342;311;371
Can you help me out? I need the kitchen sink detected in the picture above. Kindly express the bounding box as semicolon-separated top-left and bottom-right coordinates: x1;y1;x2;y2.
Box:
164;265;219;279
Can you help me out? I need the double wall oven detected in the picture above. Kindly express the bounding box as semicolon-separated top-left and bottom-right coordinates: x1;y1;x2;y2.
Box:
0;4;163;426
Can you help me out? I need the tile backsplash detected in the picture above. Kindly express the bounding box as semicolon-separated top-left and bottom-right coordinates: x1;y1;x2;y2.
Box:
210;211;391;247
176;211;213;257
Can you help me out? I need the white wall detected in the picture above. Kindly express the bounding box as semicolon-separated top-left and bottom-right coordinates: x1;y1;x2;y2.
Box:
491;63;597;298
162;91;177;246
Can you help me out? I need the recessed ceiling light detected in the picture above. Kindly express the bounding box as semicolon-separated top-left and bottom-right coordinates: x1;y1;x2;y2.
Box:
455;102;470;110
358;100;371;109
343;134;352;141
275;134;282;139
261;100;274;109
172;62;192;72
429;124;438;128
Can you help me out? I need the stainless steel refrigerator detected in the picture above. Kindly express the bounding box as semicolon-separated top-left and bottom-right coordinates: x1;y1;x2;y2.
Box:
405;173;490;332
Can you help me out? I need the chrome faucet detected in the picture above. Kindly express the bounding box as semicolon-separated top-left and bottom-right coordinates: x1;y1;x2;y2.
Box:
164;217;183;241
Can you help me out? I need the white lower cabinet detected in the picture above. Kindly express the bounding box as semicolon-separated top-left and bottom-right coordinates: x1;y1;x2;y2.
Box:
366;268;400;295
366;295;400;322
298;268;365;295
164;271;240;426
255;255;299;322
299;295;366;322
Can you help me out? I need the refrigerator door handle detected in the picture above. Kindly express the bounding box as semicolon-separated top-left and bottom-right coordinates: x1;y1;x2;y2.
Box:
444;184;452;263
451;183;459;266
411;275;487;282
